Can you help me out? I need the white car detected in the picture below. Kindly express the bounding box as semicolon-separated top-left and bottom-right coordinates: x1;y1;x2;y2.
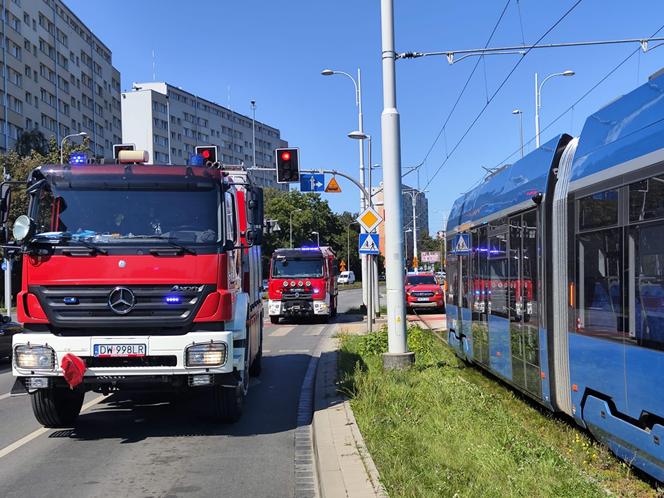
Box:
337;271;356;284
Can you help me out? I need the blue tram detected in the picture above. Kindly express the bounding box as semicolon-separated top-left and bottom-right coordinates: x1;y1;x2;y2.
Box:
446;70;664;480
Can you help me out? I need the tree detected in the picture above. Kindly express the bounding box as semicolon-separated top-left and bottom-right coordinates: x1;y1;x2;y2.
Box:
262;188;358;276
14;130;48;157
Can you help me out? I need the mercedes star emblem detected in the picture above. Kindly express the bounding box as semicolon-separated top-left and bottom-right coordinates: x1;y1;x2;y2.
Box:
108;287;136;315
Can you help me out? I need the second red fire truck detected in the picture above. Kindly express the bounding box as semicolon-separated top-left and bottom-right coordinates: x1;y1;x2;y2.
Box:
267;246;338;323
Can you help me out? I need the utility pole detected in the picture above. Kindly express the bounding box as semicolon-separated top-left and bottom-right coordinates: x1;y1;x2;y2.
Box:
251;100;257;167
380;0;414;368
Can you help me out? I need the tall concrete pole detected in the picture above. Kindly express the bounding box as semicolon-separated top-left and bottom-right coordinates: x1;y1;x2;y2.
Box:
357;68;369;312
411;193;418;269
534;72;540;148
380;0;414;368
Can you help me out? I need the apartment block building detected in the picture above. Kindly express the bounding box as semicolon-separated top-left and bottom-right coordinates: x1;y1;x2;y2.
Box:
122;82;288;190
0;0;122;157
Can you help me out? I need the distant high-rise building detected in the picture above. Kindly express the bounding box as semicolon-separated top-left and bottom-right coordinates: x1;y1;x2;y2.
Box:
0;0;122;157
121;82;288;190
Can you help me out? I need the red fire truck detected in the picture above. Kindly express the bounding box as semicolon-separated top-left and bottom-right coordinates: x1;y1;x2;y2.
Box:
3;156;264;427
267;246;338;323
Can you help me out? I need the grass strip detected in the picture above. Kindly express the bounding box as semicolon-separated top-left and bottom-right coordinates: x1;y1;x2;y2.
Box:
338;327;660;497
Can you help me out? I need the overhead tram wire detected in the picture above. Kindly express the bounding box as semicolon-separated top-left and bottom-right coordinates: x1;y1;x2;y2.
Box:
488;22;664;171
406;0;512;181
421;0;584;191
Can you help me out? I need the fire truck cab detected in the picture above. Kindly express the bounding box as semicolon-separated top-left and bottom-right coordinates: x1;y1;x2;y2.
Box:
2;161;264;427
267;246;338;323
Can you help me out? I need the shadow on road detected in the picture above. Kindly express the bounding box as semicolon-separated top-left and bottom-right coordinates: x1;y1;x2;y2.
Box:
52;353;313;444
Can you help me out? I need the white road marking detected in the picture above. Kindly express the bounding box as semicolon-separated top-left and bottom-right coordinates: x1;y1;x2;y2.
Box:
303;325;325;336
0;394;105;460
262;349;271;353
270;325;295;337
278;349;310;354
0;393;11;401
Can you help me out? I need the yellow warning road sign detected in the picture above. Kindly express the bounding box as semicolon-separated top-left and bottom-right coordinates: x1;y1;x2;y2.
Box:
325;176;342;193
357;206;383;232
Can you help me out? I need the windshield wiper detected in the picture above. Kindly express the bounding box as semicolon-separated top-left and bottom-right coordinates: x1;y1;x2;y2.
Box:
33;232;108;255
116;235;196;255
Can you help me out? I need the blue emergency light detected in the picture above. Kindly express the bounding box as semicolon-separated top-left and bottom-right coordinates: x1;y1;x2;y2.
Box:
189;154;204;166
69;152;88;165
165;295;182;304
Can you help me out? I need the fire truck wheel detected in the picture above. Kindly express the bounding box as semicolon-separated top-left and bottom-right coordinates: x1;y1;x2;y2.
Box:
249;332;262;377
31;388;84;428
270;316;280;324
212;351;249;423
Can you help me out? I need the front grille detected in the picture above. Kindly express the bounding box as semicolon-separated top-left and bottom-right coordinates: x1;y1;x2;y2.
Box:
82;355;178;368
31;284;213;329
412;291;434;297
281;289;313;301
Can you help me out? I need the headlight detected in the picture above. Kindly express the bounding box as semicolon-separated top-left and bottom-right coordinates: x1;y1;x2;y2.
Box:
185;342;227;367
15;345;56;370
13;215;33;241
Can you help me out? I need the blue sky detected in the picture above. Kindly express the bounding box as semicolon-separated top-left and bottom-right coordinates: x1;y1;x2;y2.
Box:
66;0;664;233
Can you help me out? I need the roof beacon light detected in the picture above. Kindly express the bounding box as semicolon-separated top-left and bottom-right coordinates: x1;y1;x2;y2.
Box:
69;152;88;165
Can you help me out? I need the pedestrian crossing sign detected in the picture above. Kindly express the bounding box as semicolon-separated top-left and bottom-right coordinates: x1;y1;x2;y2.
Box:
452;233;470;254
359;233;380;255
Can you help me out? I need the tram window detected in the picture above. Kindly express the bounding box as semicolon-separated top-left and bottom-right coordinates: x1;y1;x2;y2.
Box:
578;189;619;230
630;224;664;350
629;175;664;222
489;219;509;318
446;238;458;306
522;210;538;323
576;229;623;339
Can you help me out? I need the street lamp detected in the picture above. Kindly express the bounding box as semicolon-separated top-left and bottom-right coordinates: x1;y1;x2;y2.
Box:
321;67;369;310
348;130;380;325
289;208;302;248
311;231;320;247
60;131;87;165
535;70;575;147
512;109;524;158
402;188;428;271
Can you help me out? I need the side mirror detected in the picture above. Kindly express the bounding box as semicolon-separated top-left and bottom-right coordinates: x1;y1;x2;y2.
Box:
223;239;235;252
0;183;11;226
13;214;35;242
246;187;264;228
246;228;263;246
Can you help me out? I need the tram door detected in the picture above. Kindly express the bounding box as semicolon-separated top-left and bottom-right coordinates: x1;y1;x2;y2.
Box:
509;210;542;398
471;226;490;366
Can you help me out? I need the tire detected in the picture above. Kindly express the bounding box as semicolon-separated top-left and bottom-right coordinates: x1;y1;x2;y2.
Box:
330;297;338;318
211;334;250;423
249;328;263;378
31;388;84;428
270;316;279;324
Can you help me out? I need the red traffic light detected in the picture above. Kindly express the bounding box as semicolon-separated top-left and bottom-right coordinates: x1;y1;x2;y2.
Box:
201;149;211;159
281;151;291;161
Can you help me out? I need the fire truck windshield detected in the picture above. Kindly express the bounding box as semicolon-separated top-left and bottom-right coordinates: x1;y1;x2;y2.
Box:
34;185;221;244
272;258;324;278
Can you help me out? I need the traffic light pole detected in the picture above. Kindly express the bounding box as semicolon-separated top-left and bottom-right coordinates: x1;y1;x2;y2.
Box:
380;0;414;369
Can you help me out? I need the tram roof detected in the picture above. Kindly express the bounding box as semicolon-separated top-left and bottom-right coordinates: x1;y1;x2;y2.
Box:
446;135;566;233
570;70;664;189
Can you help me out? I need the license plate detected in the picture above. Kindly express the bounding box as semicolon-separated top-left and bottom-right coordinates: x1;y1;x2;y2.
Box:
93;344;146;357
417;297;430;302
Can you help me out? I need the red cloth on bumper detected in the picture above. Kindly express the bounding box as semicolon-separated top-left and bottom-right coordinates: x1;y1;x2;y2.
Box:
61;353;86;389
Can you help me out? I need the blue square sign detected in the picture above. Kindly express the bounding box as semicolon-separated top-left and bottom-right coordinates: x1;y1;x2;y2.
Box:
300;173;325;192
359;233;380;255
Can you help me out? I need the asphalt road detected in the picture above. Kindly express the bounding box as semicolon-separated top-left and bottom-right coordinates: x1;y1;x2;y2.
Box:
0;288;364;498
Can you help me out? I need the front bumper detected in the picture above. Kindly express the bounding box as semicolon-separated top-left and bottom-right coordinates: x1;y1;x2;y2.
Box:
12;331;235;382
407;298;444;309
268;299;330;316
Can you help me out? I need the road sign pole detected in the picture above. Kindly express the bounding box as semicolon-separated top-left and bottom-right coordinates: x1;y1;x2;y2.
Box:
380;0;414;369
